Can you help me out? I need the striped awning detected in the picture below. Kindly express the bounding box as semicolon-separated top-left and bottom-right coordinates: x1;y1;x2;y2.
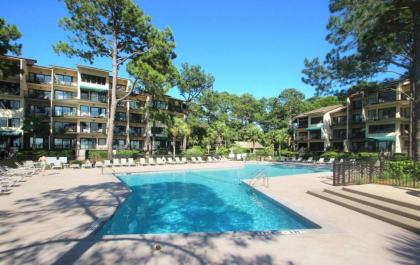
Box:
367;136;396;142
305;124;322;131
0;130;22;136
80;84;108;92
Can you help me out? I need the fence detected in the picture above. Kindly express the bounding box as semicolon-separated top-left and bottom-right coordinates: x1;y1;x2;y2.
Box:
333;159;419;188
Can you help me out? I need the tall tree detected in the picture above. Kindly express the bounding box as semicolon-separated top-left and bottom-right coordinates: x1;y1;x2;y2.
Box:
22;115;49;150
244;124;263;153
54;0;172;159
178;63;214;107
302;0;420;158
0;17;22;78
278;88;306;122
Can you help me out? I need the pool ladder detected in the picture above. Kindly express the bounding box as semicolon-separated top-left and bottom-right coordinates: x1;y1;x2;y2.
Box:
249;169;269;188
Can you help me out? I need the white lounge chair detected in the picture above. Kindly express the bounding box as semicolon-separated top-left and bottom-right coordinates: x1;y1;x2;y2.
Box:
120;158;128;167
167;157;176;164
327;158;335;164
139;158;147;166
148;158;156;166
128;158;136;167
279;156;286;162
95;161;104;168
82;161;93;168
104;160;112;167
305;157;313;163
316;158;325;164
296;157;303;162
113;159;121;167
290;157;297;162
191;157;198;164
197;157;205;163
51;161;63;170
175;157;182;164
156;157;165;165
181;157;188;164
236;154;242;161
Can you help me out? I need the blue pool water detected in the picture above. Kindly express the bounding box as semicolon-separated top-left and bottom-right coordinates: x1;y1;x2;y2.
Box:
100;164;329;235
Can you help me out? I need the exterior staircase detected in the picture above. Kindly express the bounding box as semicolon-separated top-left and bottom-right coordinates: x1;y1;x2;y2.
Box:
307;187;420;234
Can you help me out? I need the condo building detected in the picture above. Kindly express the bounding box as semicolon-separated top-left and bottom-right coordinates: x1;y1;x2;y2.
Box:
293;79;411;154
0;55;186;156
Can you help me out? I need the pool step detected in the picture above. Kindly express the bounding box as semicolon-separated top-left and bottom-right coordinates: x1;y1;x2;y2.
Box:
307;189;420;234
342;187;420;211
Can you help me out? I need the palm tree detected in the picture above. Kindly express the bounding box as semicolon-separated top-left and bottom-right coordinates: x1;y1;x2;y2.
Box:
244;124;263;153
168;117;190;157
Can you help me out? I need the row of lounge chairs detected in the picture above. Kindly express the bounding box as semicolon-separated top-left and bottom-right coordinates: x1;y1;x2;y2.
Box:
49;156;230;169
279;156;335;164
0;162;40;193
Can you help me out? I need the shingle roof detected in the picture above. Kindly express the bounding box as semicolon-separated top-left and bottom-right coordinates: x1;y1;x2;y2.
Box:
294;104;344;119
235;141;264;149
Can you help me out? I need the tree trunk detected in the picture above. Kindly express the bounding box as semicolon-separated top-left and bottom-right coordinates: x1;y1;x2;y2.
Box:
172;135;176;158
106;31;118;159
182;135;187;151
32;133;36;150
412;8;420;160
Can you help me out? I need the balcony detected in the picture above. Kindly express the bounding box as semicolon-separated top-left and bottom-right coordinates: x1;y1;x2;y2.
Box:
297;122;308;129
55;126;77;134
54;112;77;118
54;80;77;87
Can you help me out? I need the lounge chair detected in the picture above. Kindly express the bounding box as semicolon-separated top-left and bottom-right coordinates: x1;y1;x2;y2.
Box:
139;158;147;166
113;159;121;167
82;161;93;168
120;158;128;167
305;157;313;163
327;158;335;164
51;161;63;170
156;157;165;165
95;161;104;168
104;160;112;167
175;157;182;164
236;154;242;161
267;156;272;161
181;157;188;164
316;158;325;164
167;157;176;164
191;157;199;164
197;157;205;163
128;158;136;167
296;157;303;162
279;156;286;162
148;158;156;166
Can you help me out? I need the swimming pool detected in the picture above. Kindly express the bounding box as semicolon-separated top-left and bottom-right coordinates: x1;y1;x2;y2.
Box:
100;163;329;235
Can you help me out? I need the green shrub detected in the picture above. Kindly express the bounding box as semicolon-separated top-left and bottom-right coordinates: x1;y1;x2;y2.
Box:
16;149;75;161
116;149;144;159
185;146;204;159
232;145;248;154
355;152;379;160
279;150;298;158
87;150;108;161
216;146;229;155
322;151;340;159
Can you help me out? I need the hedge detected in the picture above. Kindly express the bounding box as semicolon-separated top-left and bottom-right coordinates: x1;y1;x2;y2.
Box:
185;146;204;159
16;149;75;161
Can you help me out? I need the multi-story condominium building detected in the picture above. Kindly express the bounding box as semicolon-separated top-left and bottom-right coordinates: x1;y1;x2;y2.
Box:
292;79;411;154
0;55;186;156
293;105;344;152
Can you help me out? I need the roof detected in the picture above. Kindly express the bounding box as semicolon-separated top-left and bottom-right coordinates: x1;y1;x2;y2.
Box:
235;141;264;149
294;104;344;119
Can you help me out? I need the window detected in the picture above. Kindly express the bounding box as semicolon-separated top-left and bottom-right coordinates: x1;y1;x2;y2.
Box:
91;107;107;118
29;137;45;149
28;89;51;100
130;140;144;149
352;100;362;109
129;127;144;136
332;116;346;126
54;106;76;117
369;124;395;134
0;118;7;127
80;138;96;149
0;81;20;95
400;107;410;118
98;138;106;146
152;127;164;135
112;139;126;148
80;121;90;133
352;113;363;122
0;100;20;110
30;105;51;116
310;117;322;124
400;124;409;136
368;110;377;121
10;118;20;128
54;138;74;149
309;131;321;140
367;93;378;104
115;112;126;121
80;105;90;117
54;122;76;133
114;126;126;136
129;101;143;109
351;127;365;139
54;90;75;100
378;90;396;102
55;74;74;86
378;107;396;119
28;73;52;84
129;113;143;123
333;129;346;139
81;74;106;85
80;90;107;102
90;122;105;133
152;100;168;110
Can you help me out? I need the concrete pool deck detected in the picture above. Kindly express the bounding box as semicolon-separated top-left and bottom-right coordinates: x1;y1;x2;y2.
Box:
0;161;419;265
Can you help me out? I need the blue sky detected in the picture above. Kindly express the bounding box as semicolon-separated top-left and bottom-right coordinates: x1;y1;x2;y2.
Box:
1;0;331;99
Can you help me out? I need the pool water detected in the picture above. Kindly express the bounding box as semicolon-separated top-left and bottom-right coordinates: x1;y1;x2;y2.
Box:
100;164;328;235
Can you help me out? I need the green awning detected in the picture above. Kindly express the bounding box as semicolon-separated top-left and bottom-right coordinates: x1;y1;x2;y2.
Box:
305;124;322;131
0;130;22;136
368;136;396;142
80;84;108;92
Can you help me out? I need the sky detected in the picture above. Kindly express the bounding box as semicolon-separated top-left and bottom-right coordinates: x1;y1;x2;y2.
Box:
1;0;331;99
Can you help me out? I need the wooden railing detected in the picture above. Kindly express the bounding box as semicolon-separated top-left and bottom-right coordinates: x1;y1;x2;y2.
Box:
333;159;420;188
